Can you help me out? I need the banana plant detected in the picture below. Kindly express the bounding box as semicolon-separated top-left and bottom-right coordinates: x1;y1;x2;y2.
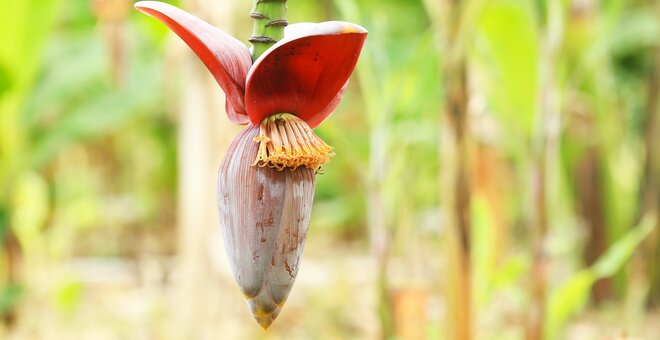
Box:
134;1;367;329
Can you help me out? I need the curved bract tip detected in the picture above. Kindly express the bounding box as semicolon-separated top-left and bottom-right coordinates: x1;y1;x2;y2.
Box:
282;21;368;41
245;21;368;128
134;1;251;124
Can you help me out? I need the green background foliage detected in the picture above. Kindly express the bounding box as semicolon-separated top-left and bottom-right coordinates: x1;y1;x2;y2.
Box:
0;0;658;339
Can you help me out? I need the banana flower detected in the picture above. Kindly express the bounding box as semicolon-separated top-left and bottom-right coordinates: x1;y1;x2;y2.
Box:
135;1;366;329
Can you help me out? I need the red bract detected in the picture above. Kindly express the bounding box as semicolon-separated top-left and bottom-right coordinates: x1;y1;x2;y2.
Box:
134;1;367;128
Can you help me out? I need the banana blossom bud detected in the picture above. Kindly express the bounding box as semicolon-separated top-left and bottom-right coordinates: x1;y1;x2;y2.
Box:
135;1;366;329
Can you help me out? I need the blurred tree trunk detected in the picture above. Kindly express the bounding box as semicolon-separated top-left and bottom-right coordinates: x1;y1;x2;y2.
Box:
442;58;472;340
391;288;428;340
441;4;472;338
92;0;130;88
566;0;612;306
527;149;548;340
1;229;21;327
369;115;394;339
430;0;473;338
575;146;611;303
474;144;508;276
175;0;241;337
640;39;660;307
527;2;562;338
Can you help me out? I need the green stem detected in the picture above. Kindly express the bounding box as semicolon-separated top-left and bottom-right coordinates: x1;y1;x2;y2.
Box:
250;0;288;61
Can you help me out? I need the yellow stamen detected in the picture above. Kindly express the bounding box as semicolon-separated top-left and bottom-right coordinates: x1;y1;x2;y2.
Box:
252;113;334;171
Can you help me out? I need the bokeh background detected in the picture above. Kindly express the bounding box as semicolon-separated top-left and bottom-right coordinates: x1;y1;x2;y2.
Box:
1;0;659;339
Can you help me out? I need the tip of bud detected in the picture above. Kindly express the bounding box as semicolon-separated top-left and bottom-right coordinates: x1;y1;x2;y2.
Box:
252;113;334;171
250;303;282;330
246;290;284;330
256;315;274;330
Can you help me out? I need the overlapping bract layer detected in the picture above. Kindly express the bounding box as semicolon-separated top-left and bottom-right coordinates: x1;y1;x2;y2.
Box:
217;125;315;329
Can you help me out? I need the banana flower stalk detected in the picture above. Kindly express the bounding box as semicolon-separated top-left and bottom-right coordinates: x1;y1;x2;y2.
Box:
134;1;366;329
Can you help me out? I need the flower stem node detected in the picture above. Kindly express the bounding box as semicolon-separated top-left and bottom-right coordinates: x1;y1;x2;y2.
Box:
252;113;334;171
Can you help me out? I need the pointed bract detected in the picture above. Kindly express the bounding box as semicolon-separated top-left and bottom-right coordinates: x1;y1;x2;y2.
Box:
135;1;251;124
245;22;367;128
217;125;315;329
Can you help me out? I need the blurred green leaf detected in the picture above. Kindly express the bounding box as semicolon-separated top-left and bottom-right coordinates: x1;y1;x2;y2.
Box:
0;0;61;87
0;205;8;247
0;62;10;97
25;32;164;167
608;9;660;55
473;194;497;304
0;0;62;194
0;283;23;315
546;271;595;339
492;255;529;288
592;215;656;278
53;278;83;315
11;171;50;249
546;215;656;339
473;0;539;142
